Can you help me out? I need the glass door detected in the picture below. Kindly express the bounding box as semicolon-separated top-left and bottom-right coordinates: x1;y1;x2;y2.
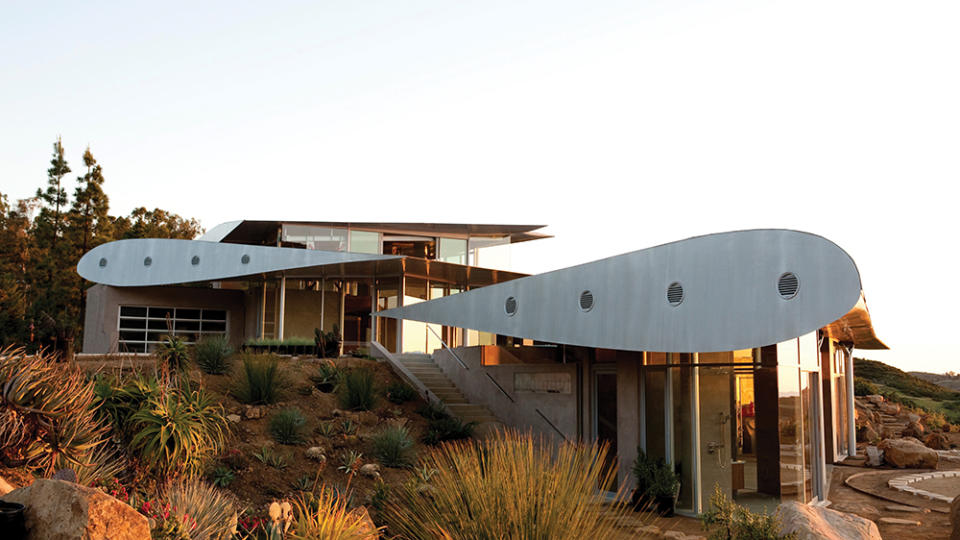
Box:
593;368;618;490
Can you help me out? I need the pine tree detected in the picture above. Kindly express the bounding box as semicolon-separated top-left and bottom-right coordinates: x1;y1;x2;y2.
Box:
35;137;71;250
0;194;32;345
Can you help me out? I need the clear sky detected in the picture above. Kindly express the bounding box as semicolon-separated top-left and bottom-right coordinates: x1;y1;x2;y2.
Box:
2;1;958;373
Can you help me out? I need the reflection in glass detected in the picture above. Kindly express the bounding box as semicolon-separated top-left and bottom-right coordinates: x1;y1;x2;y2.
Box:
349;230;380;254
282;225;347;251
778;364;803;502
438;237;467;264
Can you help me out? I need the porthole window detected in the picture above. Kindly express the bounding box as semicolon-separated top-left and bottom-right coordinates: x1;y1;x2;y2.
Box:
191;255;200;266
241;254;250;265
98;257;107;268
579;290;594;312
667;282;684;306
143;256;152;267
504;296;518;316
778;272;800;299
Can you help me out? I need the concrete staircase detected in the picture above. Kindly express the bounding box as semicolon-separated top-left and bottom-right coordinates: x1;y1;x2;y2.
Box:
398;352;501;427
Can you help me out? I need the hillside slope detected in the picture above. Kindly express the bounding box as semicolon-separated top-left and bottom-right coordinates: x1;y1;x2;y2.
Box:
854;358;960;423
909;371;960;392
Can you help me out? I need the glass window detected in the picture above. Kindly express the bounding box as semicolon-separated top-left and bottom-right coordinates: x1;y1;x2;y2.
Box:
282;225;347;251
778;364;803;501
438;237;467;265
468;236;511;268
777;338;800;366
117;305;228;352
349;230;380;254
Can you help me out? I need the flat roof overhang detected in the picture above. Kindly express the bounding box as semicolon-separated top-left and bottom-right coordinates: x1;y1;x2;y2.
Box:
822;293;888;350
216;220;551;246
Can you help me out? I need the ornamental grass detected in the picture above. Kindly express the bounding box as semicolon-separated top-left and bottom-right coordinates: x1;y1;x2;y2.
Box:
383;429;632;540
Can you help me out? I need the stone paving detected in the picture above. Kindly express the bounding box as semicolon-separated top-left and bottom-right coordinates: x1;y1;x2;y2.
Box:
888;470;960;502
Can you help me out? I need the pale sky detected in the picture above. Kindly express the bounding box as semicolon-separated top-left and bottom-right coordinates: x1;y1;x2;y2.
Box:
2;1;958;373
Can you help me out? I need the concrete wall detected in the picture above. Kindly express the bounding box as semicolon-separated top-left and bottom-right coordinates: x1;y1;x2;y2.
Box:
82;284;246;353
616;356;641;491
435;346;579;443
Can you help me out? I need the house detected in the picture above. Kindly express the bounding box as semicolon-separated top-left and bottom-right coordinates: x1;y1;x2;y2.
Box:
77;224;884;515
77;219;547;354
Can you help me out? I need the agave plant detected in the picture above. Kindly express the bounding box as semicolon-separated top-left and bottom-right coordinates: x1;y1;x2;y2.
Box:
129;380;229;477
156;335;190;372
162;477;239;540
0;346;110;476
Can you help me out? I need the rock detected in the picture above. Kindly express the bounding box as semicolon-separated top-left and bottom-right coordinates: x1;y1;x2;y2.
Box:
867;394;885;406
1;478;150;540
859;425;879;444
348;506;379;538
885;504;928;513
866;445;883;467
877;517;920;526
779;501;881;540
305;447;326;461
359;463;380;478
924;432;950;450
51;469;78;483
881;425;902;439
907;413;921;423
880;402;902;416
227;414;242;423
635;524;661;536
0;475;15;496
244;405;262;419
951;495;960;540
662;532;686;540
879;438;939;469
902;421;926;439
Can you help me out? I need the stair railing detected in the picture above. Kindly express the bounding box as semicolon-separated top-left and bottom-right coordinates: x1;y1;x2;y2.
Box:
427;325;468;370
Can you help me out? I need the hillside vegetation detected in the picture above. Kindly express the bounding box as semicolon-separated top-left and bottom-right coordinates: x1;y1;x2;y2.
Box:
855;357;960;424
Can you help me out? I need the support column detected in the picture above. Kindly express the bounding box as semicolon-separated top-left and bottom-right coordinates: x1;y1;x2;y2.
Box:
259;280;267;339
277;276;286;340
320;278;325;332
339;281;346;356
690;355;702;514
845;347;857;457
396;276;405;353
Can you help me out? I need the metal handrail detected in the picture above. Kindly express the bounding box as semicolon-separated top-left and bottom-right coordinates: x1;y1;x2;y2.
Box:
427;324;468;370
535;408;568;441
485;372;515;403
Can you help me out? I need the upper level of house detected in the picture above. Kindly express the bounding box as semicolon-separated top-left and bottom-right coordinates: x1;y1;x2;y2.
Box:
199;220;551;270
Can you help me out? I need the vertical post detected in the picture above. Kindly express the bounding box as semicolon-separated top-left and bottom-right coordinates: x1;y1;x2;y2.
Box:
319;277;325;332
844;347;856;457
815;370;828;500
665;353;674;465
259;280;267;339
339;280;346;356
370;279;378;345
396;276;405;353
278;275;286;341
691;355;702;513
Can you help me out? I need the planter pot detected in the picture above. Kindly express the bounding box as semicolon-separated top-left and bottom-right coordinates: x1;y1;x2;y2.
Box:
0;501;27;540
316;381;335;393
630;487;648;511
654;494;677;517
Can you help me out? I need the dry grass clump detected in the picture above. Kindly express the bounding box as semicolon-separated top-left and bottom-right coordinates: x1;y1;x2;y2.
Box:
384;429;631;540
290;488;383;540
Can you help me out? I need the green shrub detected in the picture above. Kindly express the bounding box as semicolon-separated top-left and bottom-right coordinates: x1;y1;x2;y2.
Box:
0;347;110;477
853;377;878;396
162;478;238;540
386;381;417;404
416;401;449;421
270;407;307;445
156;335;191;371
207;464;235;488
233;354;282;404
129;381;229;477
93;372;162;436
309;360;342;391
700;484;796;540
338;368;377;411
372;425;416;467
290;489;382;539
384;430;633;539
253;446;288;469
423;416;476;446
194;335;233;374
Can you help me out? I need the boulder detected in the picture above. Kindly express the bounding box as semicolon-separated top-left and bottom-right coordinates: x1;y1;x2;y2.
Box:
951;494;959;540
778;501;881;540
880;402;902;416
244;405;262;419
865;446;883;467
359;463;380;478
305;447;326;461
881;425;903;439
227;414;242;423
867;394;885;406
1;478;150;540
357;411;379;426
0;475;16;496
858;424;879;444
879;438;939;469
925;432;950;450
902;421;926;439
348;506;380;538
907;413;922;423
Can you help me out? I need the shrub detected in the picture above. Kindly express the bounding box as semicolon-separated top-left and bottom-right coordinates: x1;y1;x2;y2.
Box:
423;416;475;446
194;335;233;375
338;368;377;411
93;372;162;437
253;446;288;469
416;401;449;421
924;411;948;432
129;380;229;477
156;335;191;371
290;489;383;539
161;478;238;540
386;381;417;404
853;377;878;396
208;464;235;487
384;430;632;539
0;346;110;477
233;354;282;404
372;425;416;467
310;360;342;392
270;407;307;445
314;325;342;358
700;484;796;540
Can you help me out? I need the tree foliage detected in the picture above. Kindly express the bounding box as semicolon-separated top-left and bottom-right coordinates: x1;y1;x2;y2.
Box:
0;139;203;352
